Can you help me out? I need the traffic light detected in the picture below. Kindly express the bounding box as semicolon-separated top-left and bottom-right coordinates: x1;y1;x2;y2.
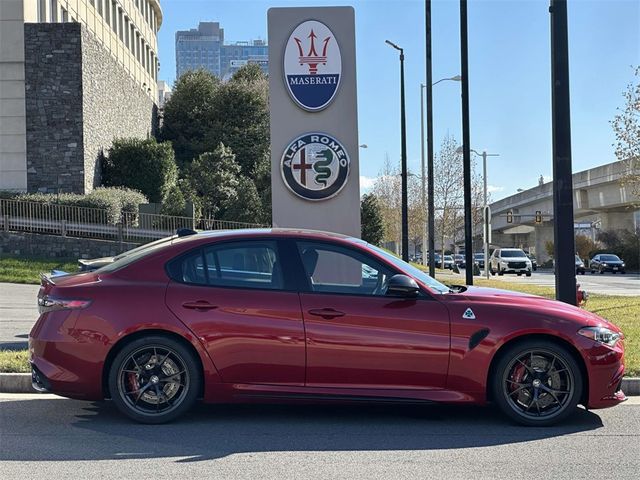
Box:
506;210;513;223
535;210;543;224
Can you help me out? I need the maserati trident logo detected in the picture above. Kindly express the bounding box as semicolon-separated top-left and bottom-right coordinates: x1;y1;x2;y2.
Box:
284;20;342;111
281;133;350;201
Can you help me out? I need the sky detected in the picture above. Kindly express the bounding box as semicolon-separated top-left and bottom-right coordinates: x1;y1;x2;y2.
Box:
156;0;640;201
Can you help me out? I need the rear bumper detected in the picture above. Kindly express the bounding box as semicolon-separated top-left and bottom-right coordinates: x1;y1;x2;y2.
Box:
28;312;105;400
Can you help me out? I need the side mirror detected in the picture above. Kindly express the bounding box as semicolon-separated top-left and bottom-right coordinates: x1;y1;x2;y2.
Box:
386;274;420;298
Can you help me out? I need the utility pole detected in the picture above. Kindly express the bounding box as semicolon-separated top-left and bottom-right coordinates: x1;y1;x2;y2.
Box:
420;84;427;266
425;0;436;277
460;0;473;285
550;0;576;304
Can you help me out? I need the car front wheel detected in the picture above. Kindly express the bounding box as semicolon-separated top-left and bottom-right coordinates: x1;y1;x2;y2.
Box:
492;340;582;426
108;335;200;424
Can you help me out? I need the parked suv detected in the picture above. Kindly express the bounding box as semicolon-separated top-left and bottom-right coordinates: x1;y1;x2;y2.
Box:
489;248;532;276
589;254;626;274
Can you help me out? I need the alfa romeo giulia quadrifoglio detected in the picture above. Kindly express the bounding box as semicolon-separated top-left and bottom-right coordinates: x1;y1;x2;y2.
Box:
29;229;626;425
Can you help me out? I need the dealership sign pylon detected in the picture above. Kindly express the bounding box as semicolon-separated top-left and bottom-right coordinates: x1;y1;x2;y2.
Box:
268;7;361;237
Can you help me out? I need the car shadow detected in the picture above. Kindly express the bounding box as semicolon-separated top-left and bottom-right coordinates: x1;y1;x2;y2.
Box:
0;398;605;462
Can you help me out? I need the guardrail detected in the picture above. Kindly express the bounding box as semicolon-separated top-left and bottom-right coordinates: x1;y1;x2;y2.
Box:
0;199;265;243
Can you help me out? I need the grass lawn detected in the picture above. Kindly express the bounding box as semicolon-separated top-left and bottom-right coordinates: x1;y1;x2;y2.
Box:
0;255;77;284
0;349;30;373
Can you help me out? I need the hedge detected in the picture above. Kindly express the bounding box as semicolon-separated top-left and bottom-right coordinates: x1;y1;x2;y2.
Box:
0;187;148;225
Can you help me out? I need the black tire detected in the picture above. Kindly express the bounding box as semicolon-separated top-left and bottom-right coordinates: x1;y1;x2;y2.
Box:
491;339;583;426
108;335;200;424
600;269;605;274
526;272;532;277
498;270;504;276
621;271;626;274
590;270;595;274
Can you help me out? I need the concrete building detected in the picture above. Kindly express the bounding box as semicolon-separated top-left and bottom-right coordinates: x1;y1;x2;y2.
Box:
158;79;171;107
175;21;267;81
489;160;640;263
0;0;162;193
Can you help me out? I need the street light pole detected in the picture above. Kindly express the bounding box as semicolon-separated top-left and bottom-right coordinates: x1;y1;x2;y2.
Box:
425;0;435;277
386;40;409;262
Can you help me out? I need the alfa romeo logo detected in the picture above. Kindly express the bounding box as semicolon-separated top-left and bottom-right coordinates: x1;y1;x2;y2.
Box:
281;133;350;201
284;20;342;111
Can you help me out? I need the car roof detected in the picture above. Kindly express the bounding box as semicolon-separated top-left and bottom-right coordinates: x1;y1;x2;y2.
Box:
171;228;356;247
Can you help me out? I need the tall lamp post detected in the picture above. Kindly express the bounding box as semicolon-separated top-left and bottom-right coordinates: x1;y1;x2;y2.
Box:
457;146;499;278
421;75;461;268
386;39;409;262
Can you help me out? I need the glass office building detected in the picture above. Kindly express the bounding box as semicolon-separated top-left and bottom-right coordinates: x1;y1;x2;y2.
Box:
175;22;267;80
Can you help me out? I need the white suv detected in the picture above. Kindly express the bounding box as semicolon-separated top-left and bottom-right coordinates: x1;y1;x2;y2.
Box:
489;248;532;276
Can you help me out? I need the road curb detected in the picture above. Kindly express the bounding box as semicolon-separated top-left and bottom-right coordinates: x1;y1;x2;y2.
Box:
1;372;639;396
0;373;36;393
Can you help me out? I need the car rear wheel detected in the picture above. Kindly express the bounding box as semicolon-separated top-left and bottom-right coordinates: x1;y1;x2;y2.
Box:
492;340;582;426
108;336;200;424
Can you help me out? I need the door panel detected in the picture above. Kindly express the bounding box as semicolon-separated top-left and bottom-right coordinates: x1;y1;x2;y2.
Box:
301;294;450;389
166;283;305;385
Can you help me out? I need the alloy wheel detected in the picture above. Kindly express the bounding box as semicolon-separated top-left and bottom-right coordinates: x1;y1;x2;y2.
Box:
116;345;190;416
502;349;574;420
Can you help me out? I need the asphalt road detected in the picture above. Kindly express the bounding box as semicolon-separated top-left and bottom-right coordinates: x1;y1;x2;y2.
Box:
0;282;39;348
1;394;639;479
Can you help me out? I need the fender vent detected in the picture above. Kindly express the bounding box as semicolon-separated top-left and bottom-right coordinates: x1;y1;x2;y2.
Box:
469;328;490;350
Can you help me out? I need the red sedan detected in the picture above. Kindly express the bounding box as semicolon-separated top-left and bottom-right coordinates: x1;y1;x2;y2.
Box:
29;229;626;425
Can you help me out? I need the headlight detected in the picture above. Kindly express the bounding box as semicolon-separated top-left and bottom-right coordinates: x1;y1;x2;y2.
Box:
621;263;625;267
578;326;623;347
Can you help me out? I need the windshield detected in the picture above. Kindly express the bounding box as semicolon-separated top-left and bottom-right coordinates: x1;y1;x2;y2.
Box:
367;244;450;294
600;254;621;262
444;255;453;261
501;250;527;258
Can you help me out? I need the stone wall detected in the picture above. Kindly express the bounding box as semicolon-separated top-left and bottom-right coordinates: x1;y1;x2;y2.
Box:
24;23;85;194
23;22;157;195
80;27;157;193
0;232;140;259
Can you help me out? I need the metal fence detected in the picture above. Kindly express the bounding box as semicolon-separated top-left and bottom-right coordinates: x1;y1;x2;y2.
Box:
0;199;266;243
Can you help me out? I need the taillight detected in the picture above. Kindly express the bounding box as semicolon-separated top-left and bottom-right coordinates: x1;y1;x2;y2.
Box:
38;296;91;314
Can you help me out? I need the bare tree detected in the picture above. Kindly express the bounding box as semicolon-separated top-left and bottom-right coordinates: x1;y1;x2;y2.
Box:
433;134;464;265
408;173;426;258
371;155;401;253
611;66;640;198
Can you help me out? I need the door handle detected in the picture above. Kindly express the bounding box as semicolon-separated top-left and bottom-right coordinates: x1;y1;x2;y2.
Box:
308;308;345;319
182;301;218;311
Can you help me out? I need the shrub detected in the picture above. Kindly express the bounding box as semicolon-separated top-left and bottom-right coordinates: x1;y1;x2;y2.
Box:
596;228;640;270
0;187;147;225
102;138;178;204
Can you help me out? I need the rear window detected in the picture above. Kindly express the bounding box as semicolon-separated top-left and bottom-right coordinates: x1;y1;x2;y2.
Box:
96;238;174;273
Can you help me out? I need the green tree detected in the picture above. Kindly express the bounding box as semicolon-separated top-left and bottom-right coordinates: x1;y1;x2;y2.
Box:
222;176;265;224
160;70;221;167
361;193;385;246
208;68;270;176
102;138;177;204
611;66;640;198
186;143;240;217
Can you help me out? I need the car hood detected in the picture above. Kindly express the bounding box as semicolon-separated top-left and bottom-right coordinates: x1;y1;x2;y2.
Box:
444;286;620;331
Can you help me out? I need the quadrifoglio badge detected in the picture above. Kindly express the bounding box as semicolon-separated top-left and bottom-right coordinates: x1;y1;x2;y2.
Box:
284;20;342;111
281;133;350;201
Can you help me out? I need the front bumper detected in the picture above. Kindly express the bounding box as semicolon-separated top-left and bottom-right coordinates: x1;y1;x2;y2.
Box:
584;340;627;409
